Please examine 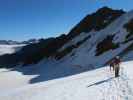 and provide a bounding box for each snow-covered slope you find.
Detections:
[0,45,25,56]
[56,10,133,68]
[0,61,133,100]
[0,68,37,94]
